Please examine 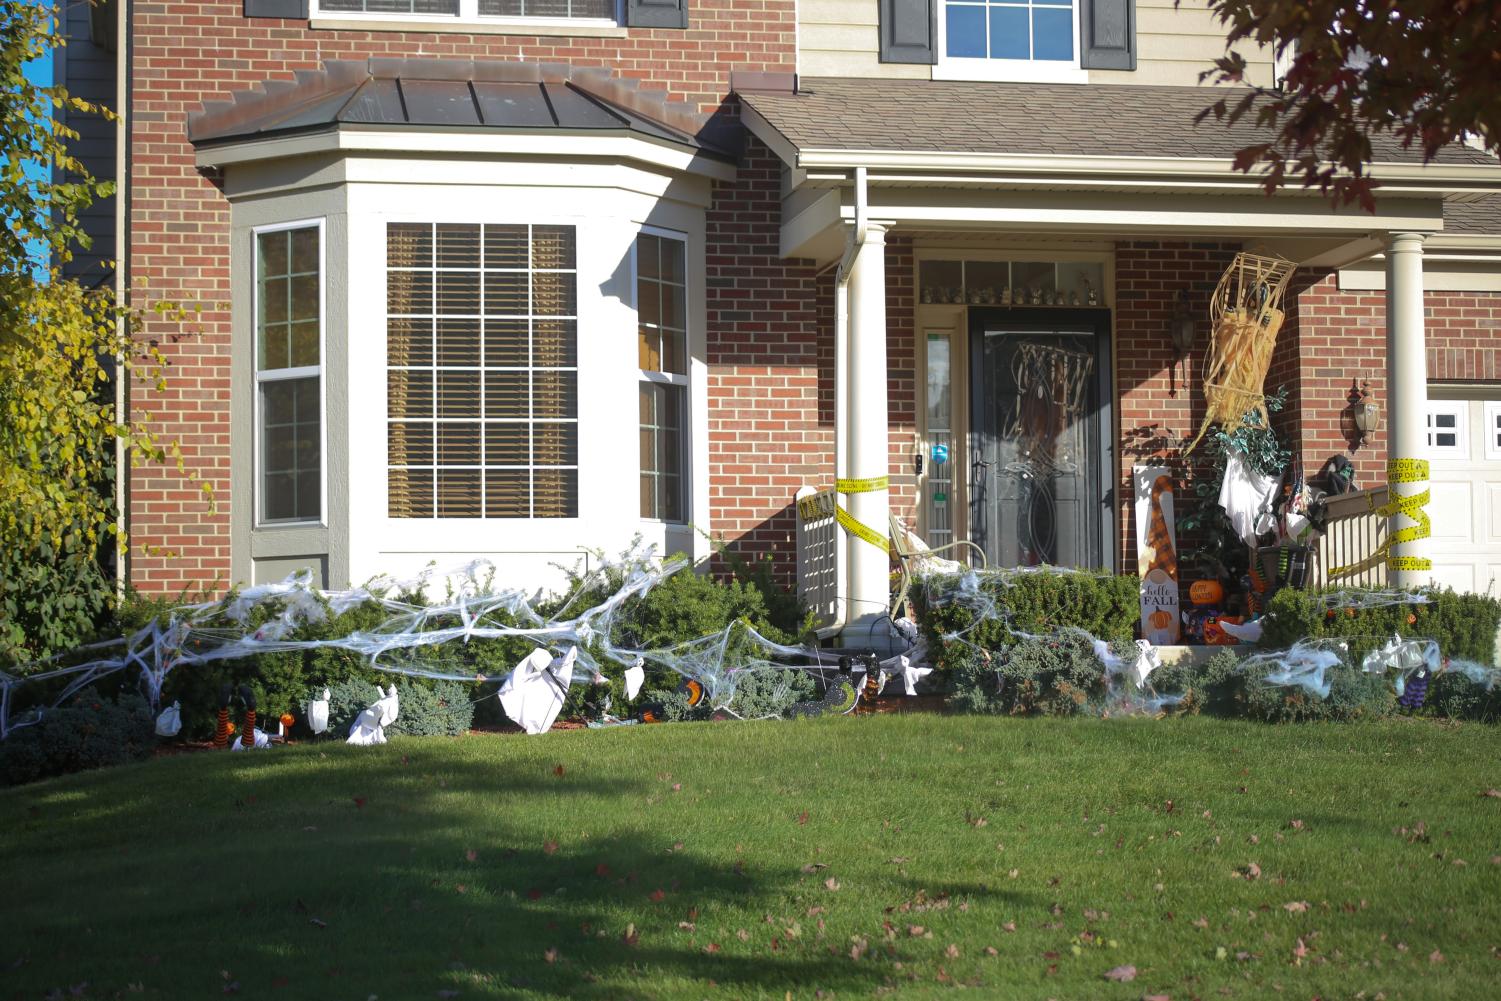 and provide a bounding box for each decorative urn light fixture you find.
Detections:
[1170,288,1197,356]
[1351,379,1381,445]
